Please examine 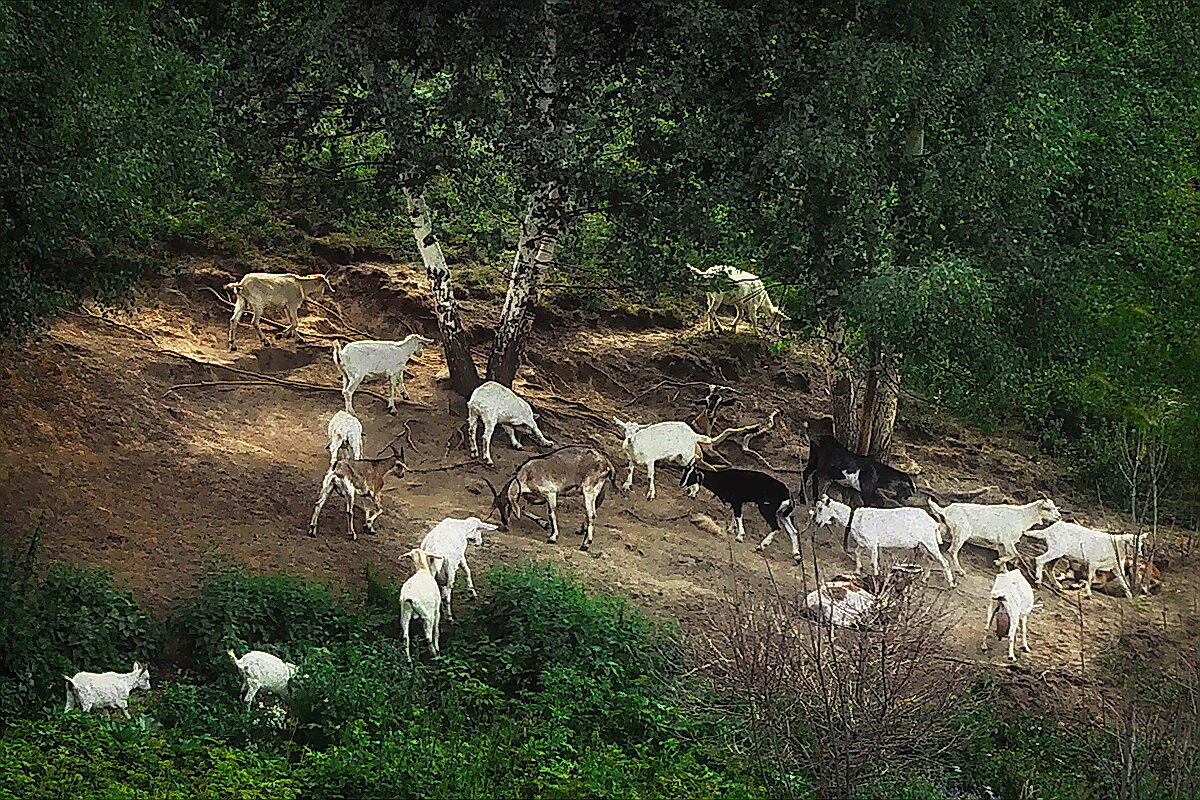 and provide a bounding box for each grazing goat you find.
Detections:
[64,663,150,718]
[802,433,917,506]
[980,569,1036,661]
[1027,521,1141,599]
[467,381,554,466]
[689,264,789,335]
[929,498,1061,575]
[228,649,297,708]
[333,336,435,414]
[420,516,497,621]
[613,418,712,501]
[812,495,956,588]
[487,446,615,551]
[308,445,406,540]
[225,272,332,350]
[399,548,444,663]
[679,464,801,560]
[326,410,364,466]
